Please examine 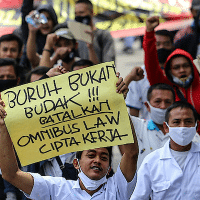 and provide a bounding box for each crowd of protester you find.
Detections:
[0,0,200,199]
